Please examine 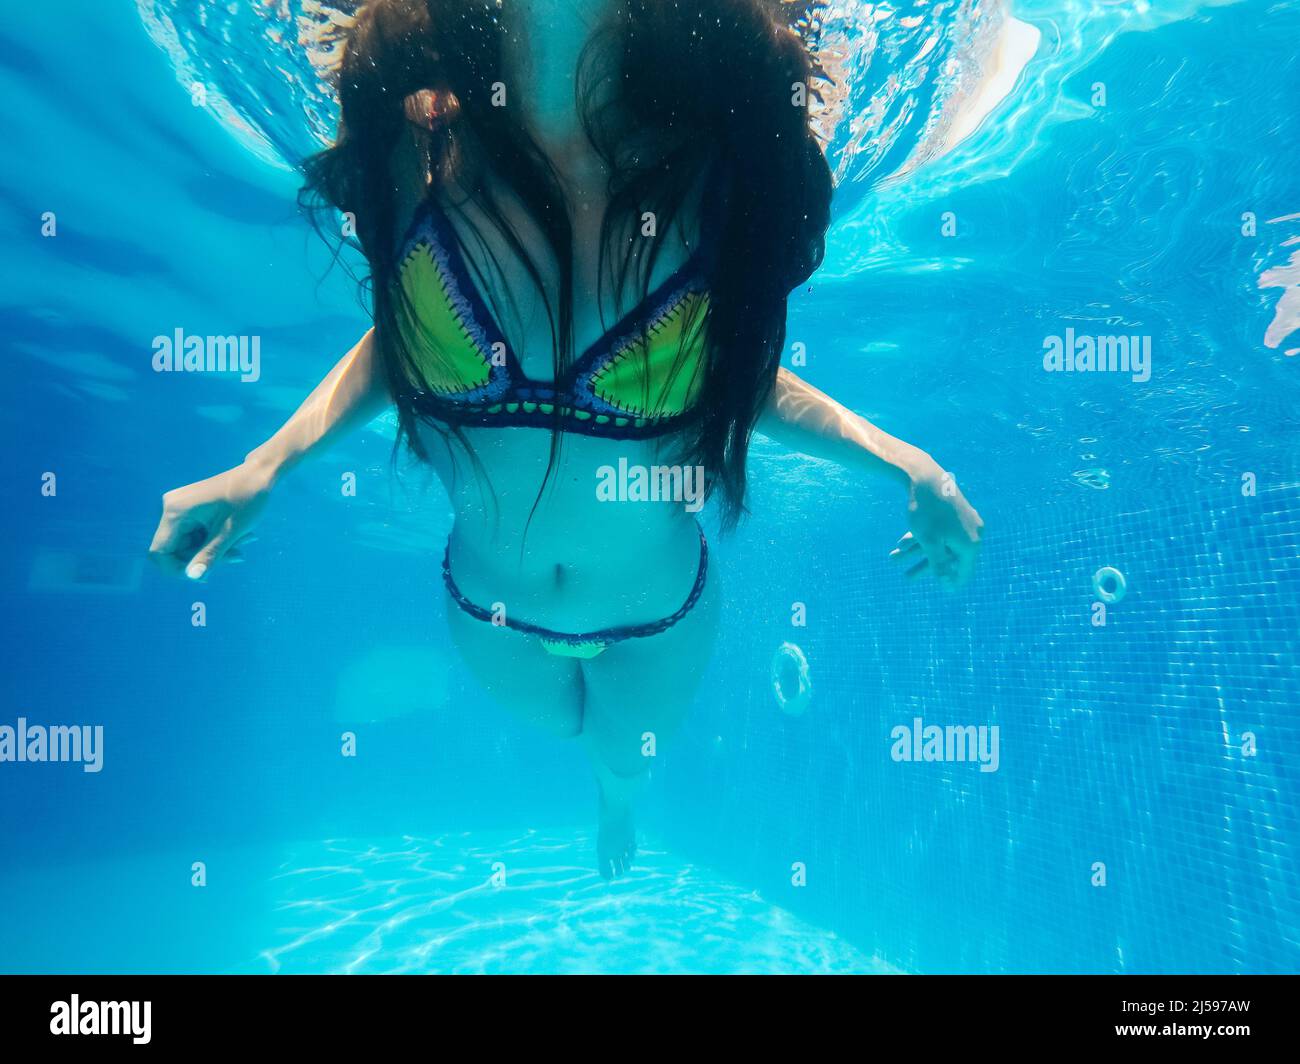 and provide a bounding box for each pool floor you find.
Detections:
[2,830,892,975]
